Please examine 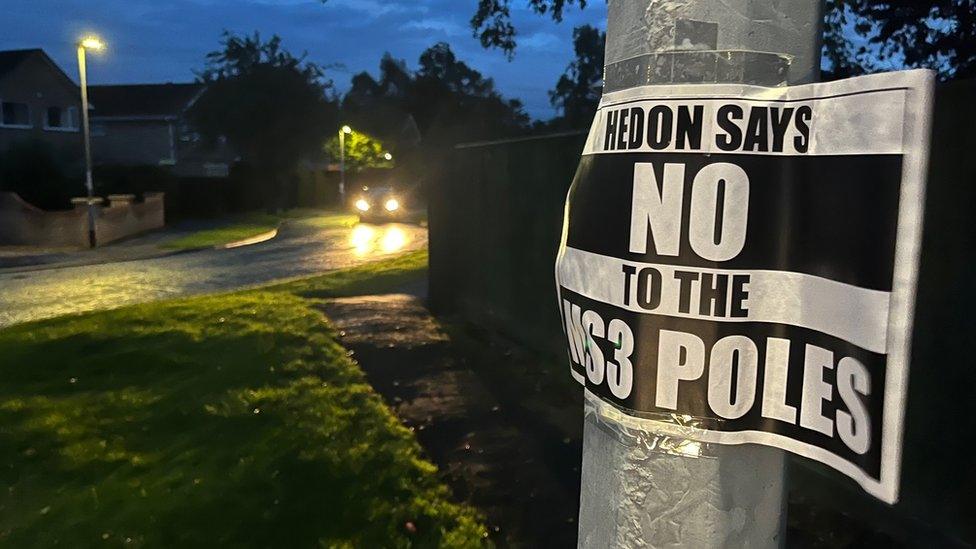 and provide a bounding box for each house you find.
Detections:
[0,49,82,162]
[89,83,234,178]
